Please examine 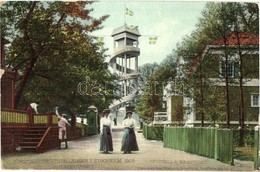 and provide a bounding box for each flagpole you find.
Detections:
[124,3,126,26]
